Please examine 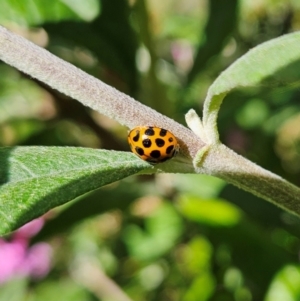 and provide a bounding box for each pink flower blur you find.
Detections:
[0,218,52,284]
